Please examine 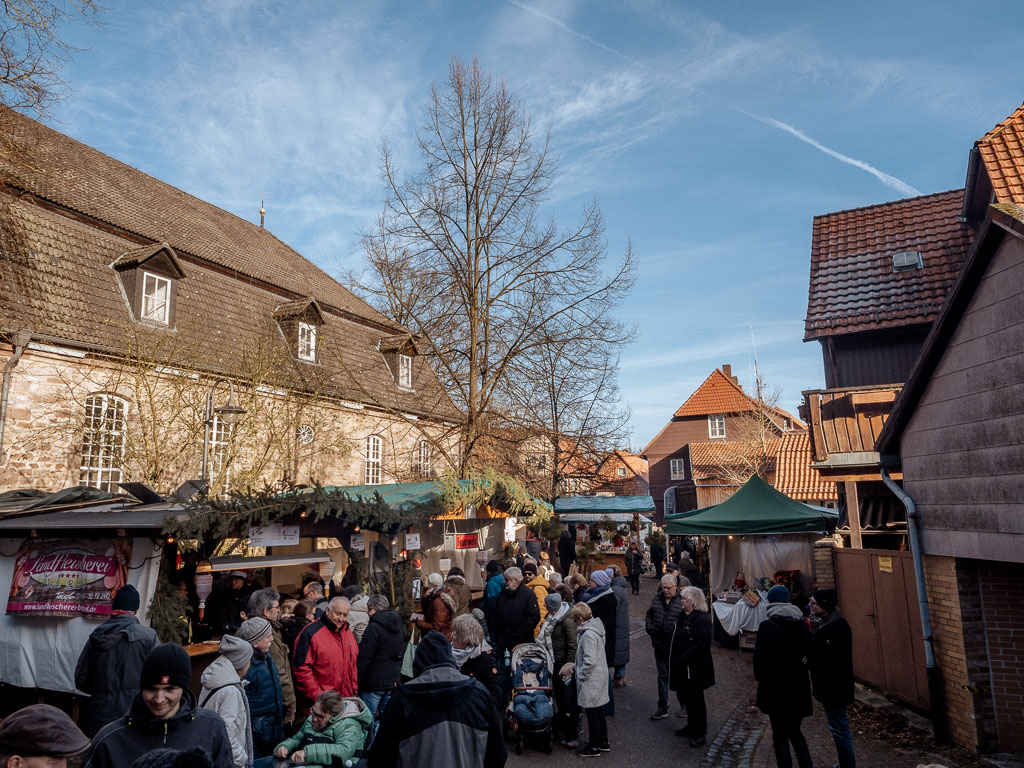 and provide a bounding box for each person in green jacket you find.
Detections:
[266,690,370,766]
